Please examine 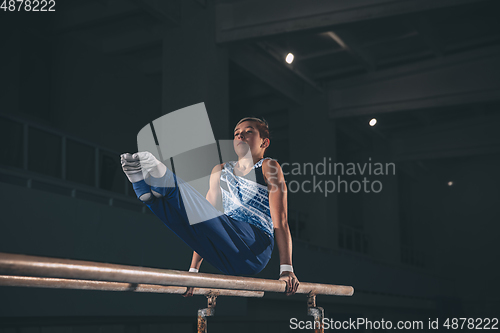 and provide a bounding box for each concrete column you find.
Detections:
[288,87,338,250]
[162,0,229,140]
